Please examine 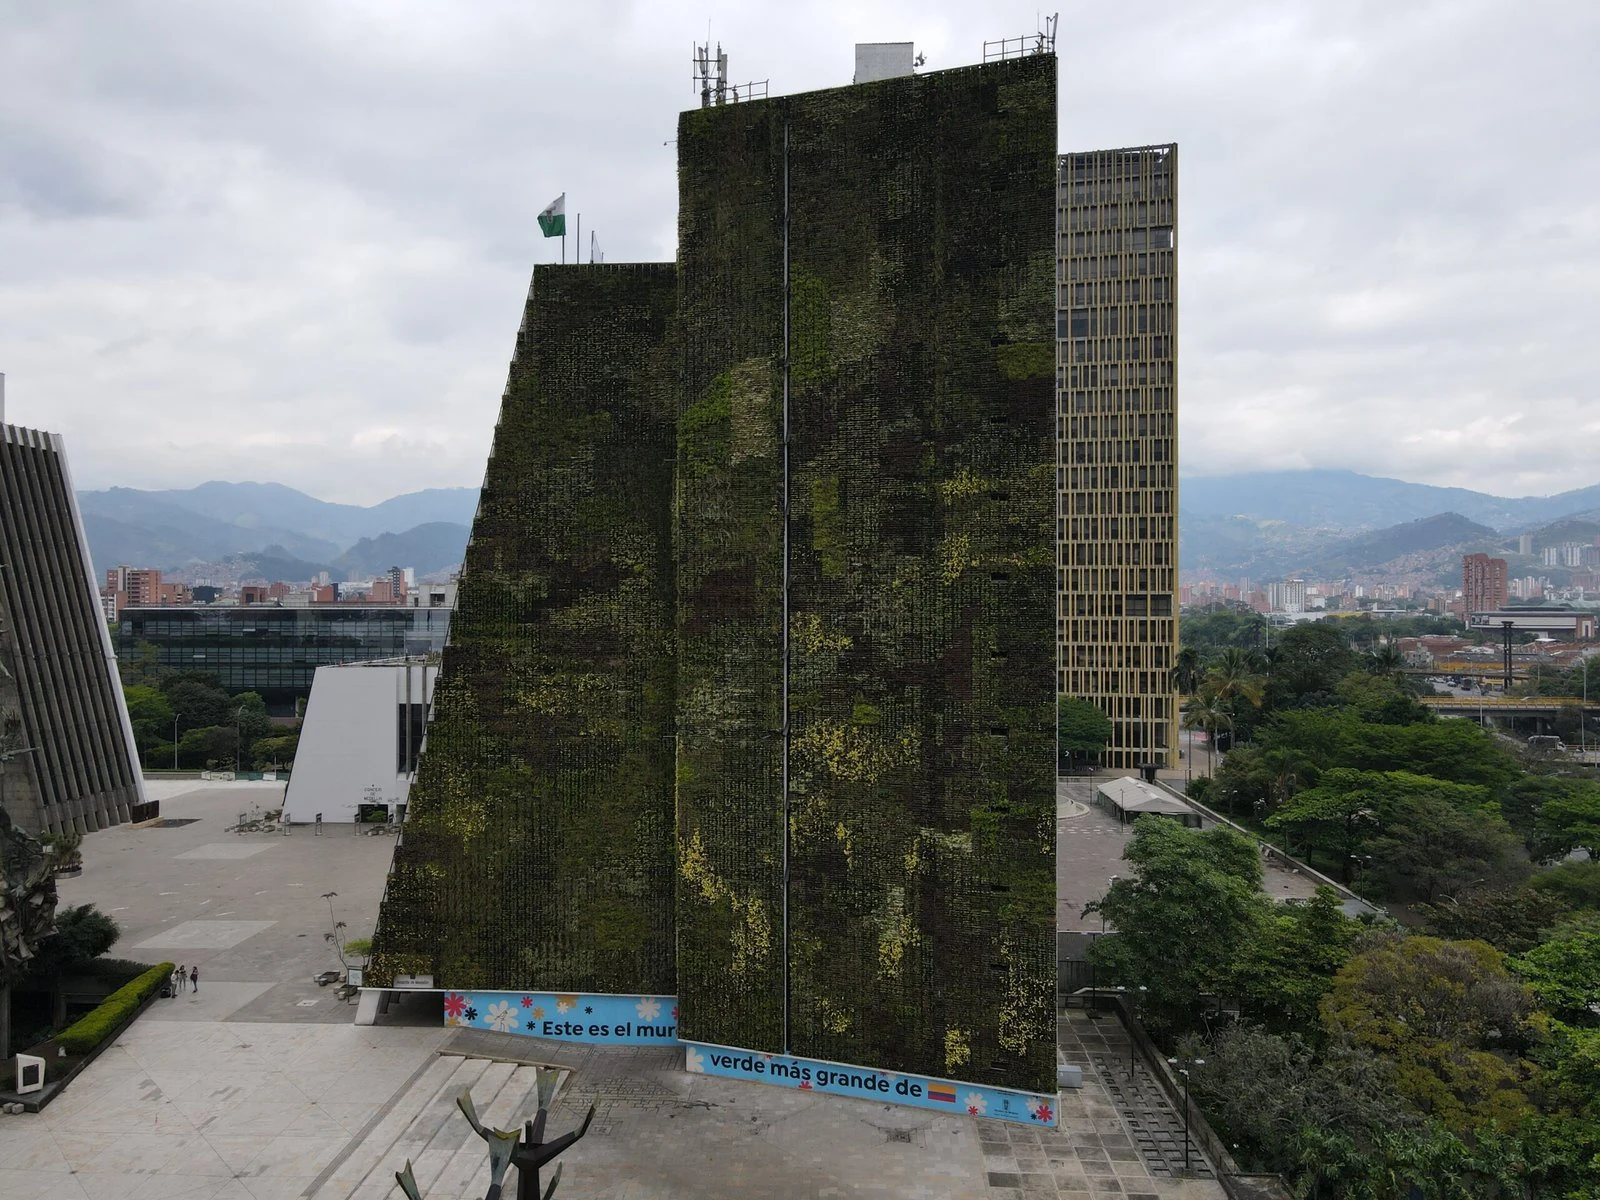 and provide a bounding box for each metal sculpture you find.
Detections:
[393,1066,595,1200]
